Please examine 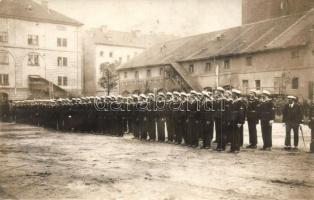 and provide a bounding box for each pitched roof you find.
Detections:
[87,27,176,49]
[0,0,82,26]
[118,9,314,70]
